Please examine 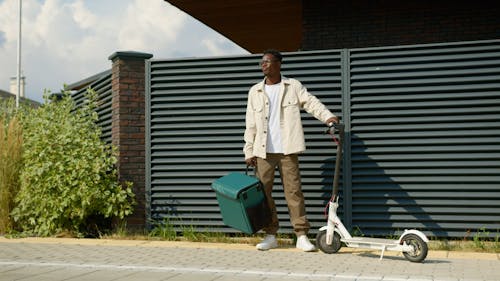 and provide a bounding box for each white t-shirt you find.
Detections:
[265,83,283,153]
